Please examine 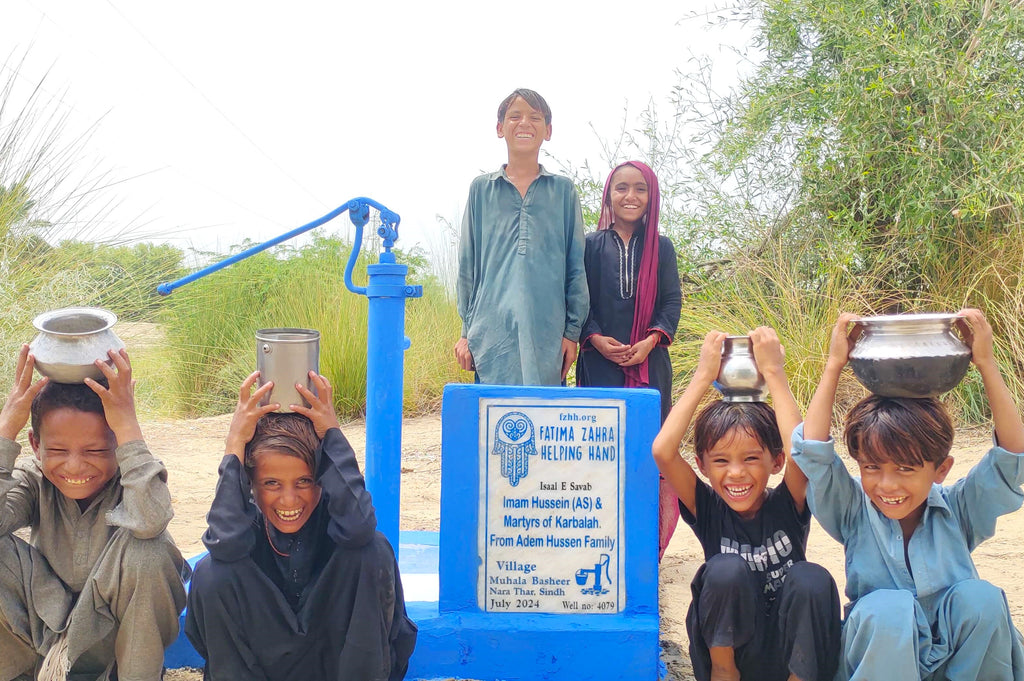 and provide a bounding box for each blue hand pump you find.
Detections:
[158,198,422,554]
